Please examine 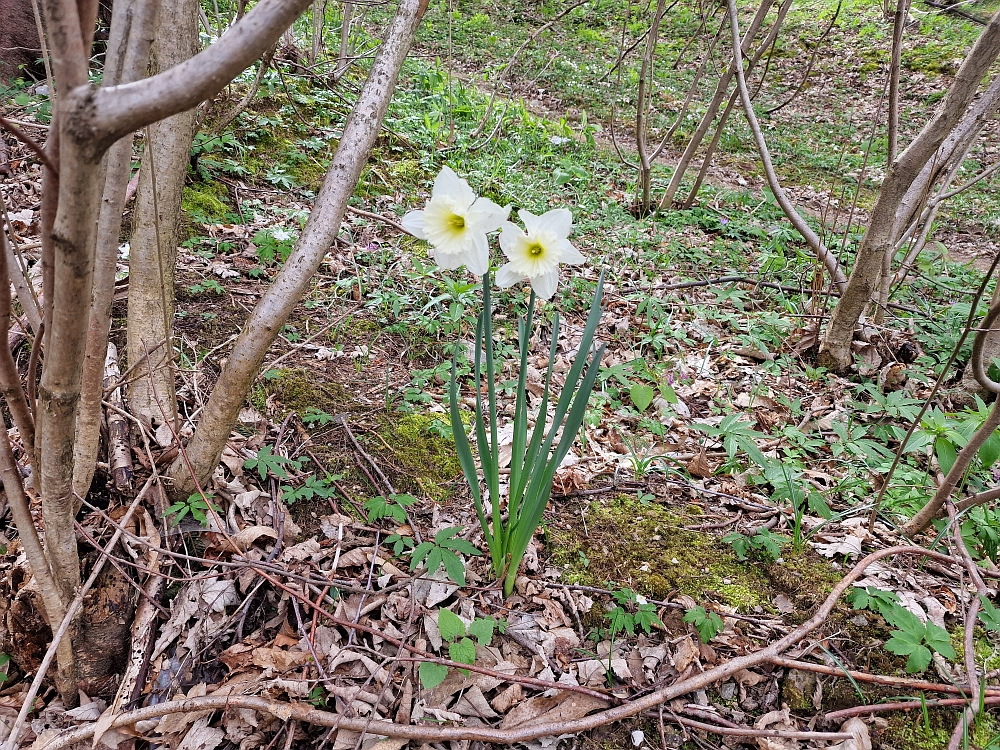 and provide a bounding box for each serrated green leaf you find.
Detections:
[885,606,925,639]
[924,623,956,659]
[905,645,932,673]
[437,609,466,642]
[410,542,434,569]
[440,549,467,585]
[448,637,476,666]
[468,617,496,646]
[884,634,920,656]
[418,662,448,689]
[629,383,655,412]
